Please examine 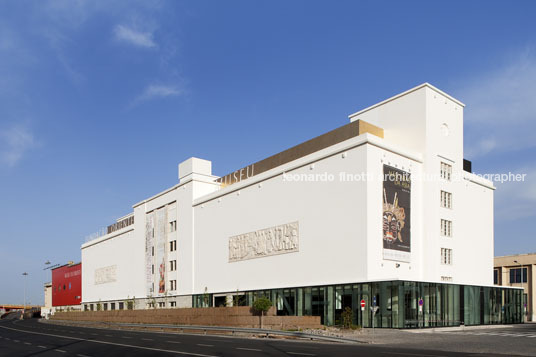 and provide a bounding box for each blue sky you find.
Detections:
[1,0,535,305]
